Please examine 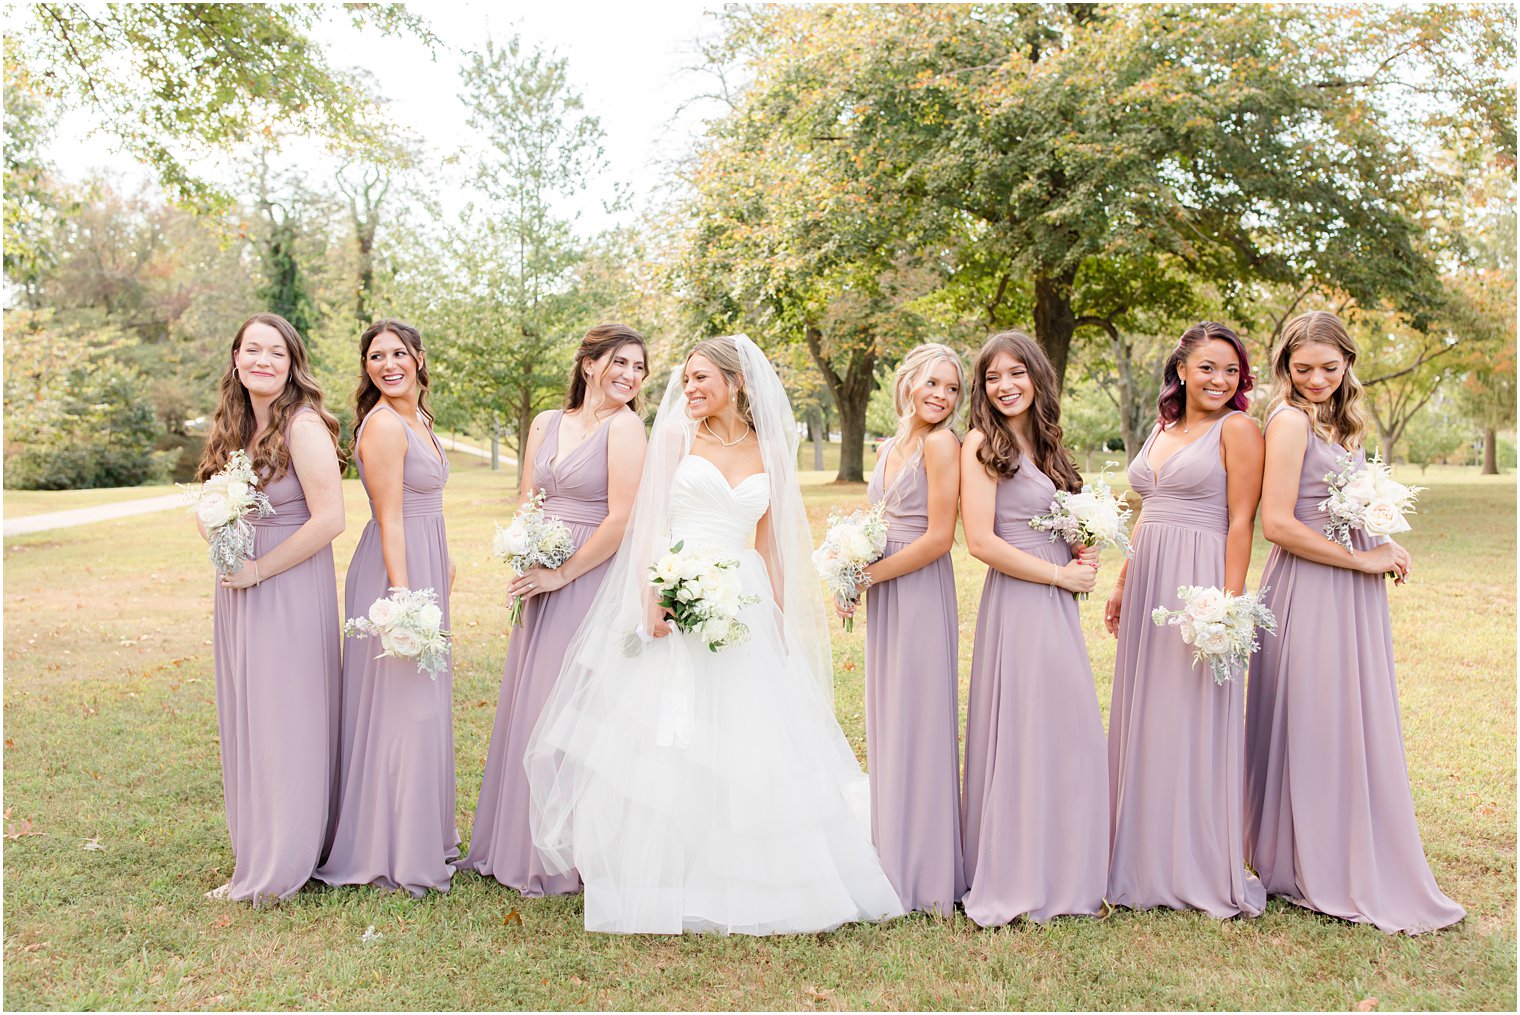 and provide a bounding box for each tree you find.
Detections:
[254,157,320,341]
[13,4,435,213]
[1402,394,1471,474]
[2,37,73,306]
[336,162,393,330]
